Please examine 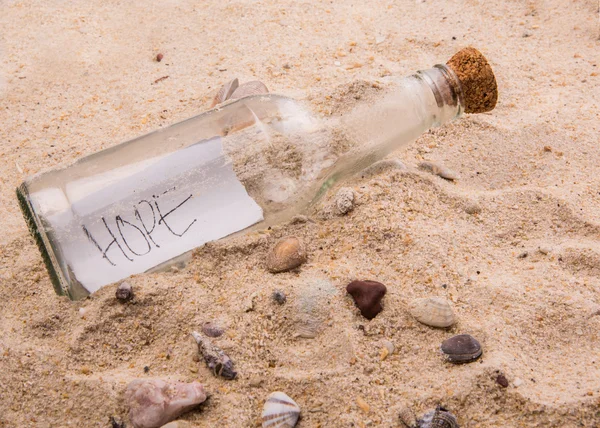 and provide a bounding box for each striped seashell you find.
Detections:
[210,78,239,107]
[261,391,300,428]
[409,297,456,328]
[230,80,269,100]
